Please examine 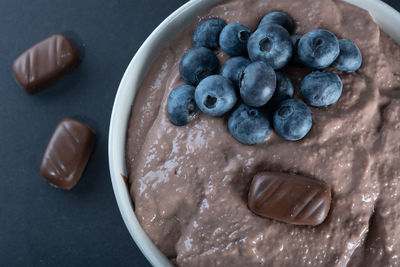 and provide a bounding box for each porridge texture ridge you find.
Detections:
[125,0,400,266]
